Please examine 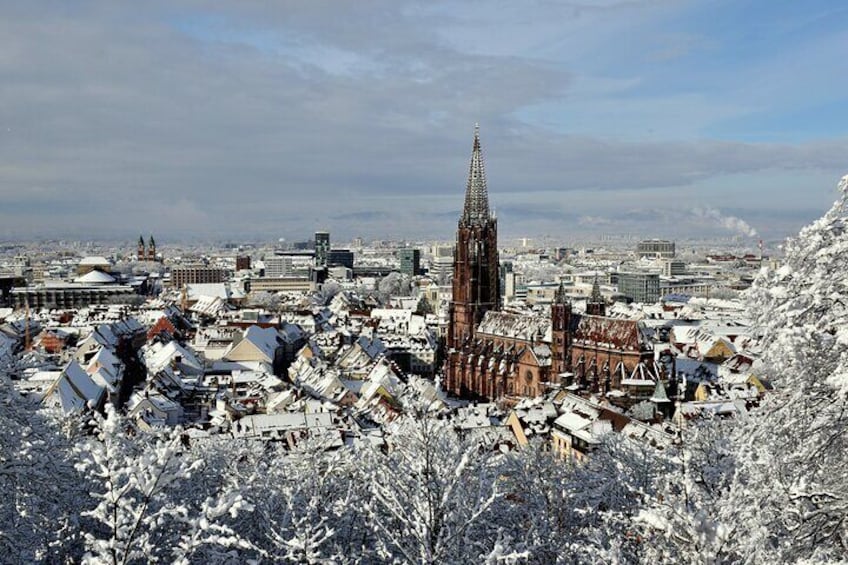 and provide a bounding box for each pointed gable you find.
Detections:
[224,325,280,364]
[52,361,105,414]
